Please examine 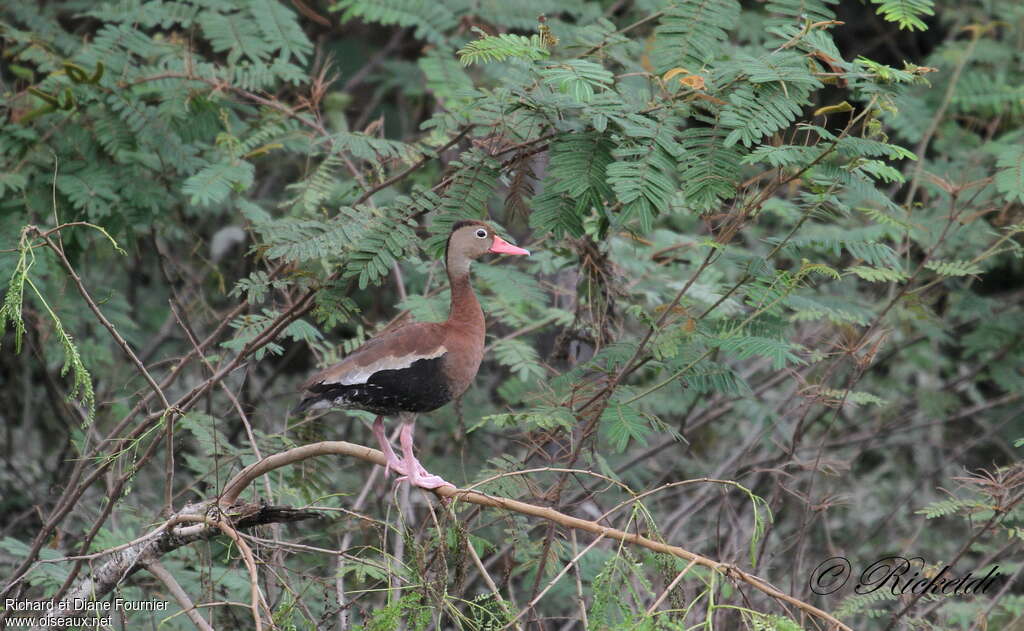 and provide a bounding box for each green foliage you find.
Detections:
[679,125,744,211]
[745,612,804,631]
[870,0,935,31]
[924,259,984,277]
[464,593,515,630]
[531,132,615,236]
[457,29,550,66]
[331,0,457,45]
[199,10,274,64]
[355,592,431,631]
[847,265,908,282]
[715,333,806,370]
[221,310,322,359]
[720,52,823,147]
[0,239,29,354]
[250,0,314,63]
[606,114,684,231]
[491,338,544,380]
[917,498,987,519]
[183,159,255,207]
[993,144,1024,203]
[342,210,419,289]
[39,291,96,419]
[652,0,741,74]
[480,405,576,433]
[817,388,887,406]
[955,73,1024,118]
[588,551,653,628]
[540,60,613,103]
[0,227,121,418]
[601,402,658,452]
